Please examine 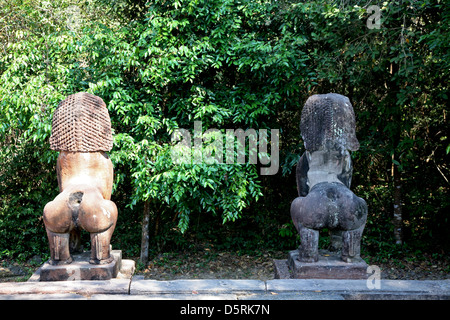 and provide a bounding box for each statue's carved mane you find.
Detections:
[50,92,113,152]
